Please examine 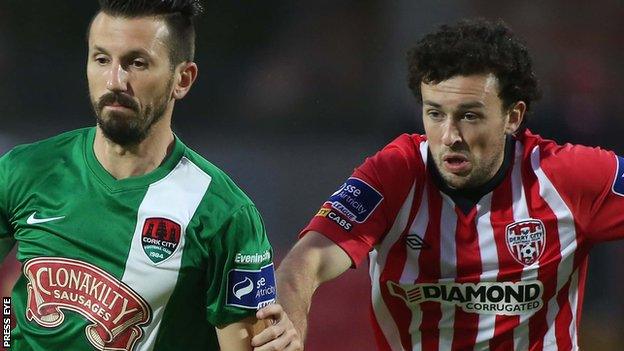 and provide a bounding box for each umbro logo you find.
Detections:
[406,233,429,250]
